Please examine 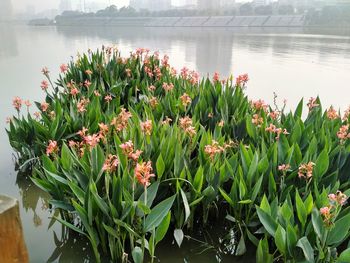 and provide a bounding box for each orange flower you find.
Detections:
[179,116,196,137]
[252,114,263,127]
[46,140,58,156]
[149,96,159,109]
[77,97,89,113]
[135,161,155,187]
